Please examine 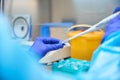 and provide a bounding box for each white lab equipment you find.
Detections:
[11,14,32,40]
